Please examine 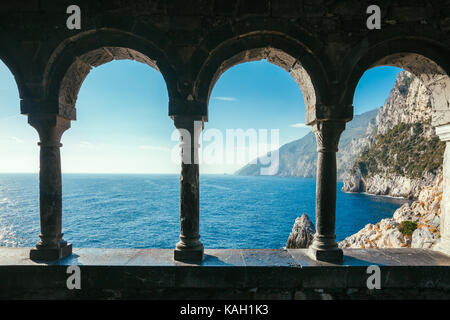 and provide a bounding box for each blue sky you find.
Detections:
[0,59,402,173]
